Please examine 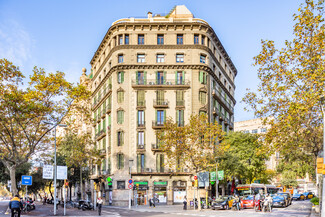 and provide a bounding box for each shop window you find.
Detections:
[117,180,125,189]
